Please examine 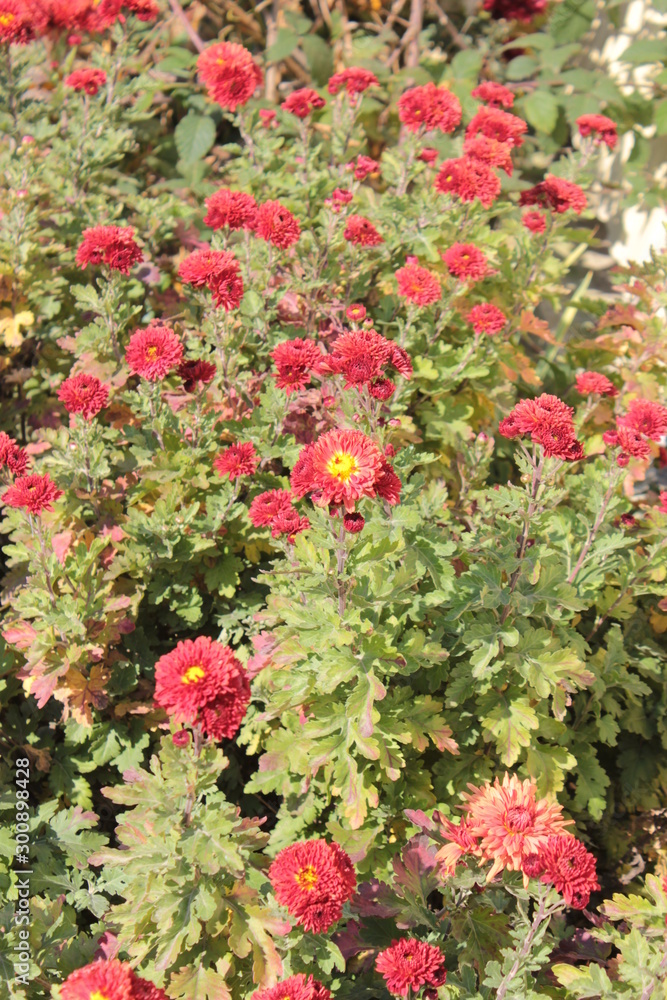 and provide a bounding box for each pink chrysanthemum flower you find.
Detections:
[467,303,507,335]
[197,41,262,110]
[178,248,244,311]
[65,67,107,95]
[252,974,331,1000]
[203,189,258,231]
[463,134,514,176]
[344,215,383,246]
[520,175,587,215]
[327,67,378,100]
[268,839,356,933]
[529,834,600,909]
[418,147,439,164]
[125,324,183,381]
[248,489,294,527]
[346,303,366,323]
[177,359,217,392]
[396,263,441,306]
[255,200,301,249]
[522,210,547,233]
[153,636,250,741]
[577,113,617,150]
[575,371,618,397]
[271,338,323,394]
[0,433,29,476]
[434,157,501,209]
[58,373,109,419]
[462,773,572,882]
[259,108,277,128]
[375,939,447,998]
[281,87,325,118]
[214,441,259,481]
[330,327,392,369]
[603,426,651,465]
[398,82,462,134]
[60,959,168,1000]
[472,81,515,108]
[2,473,63,515]
[441,243,488,282]
[75,225,143,274]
